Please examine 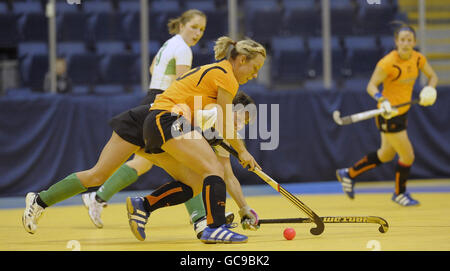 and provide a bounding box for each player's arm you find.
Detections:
[367,66,395,118]
[420,62,438,88]
[419,62,438,106]
[366,66,387,99]
[176,65,191,78]
[216,87,260,170]
[149,56,156,75]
